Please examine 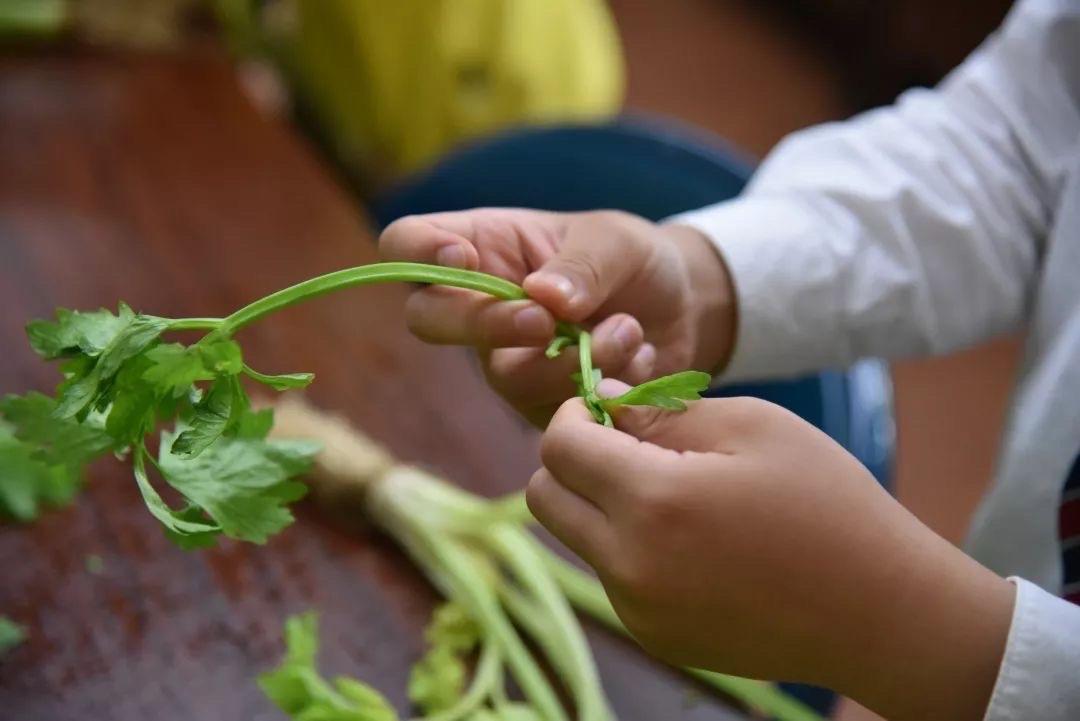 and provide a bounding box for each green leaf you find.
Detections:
[600,371,711,412]
[0,394,113,519]
[235,408,275,438]
[0,422,79,521]
[333,678,398,721]
[104,353,164,445]
[54,312,171,418]
[243,365,315,391]
[132,448,221,541]
[142,343,211,392]
[409,603,479,715]
[171,379,235,457]
[156,429,316,544]
[259,612,400,721]
[425,603,479,653]
[0,392,114,469]
[0,616,26,654]
[197,337,244,376]
[409,648,466,715]
[26,304,134,359]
